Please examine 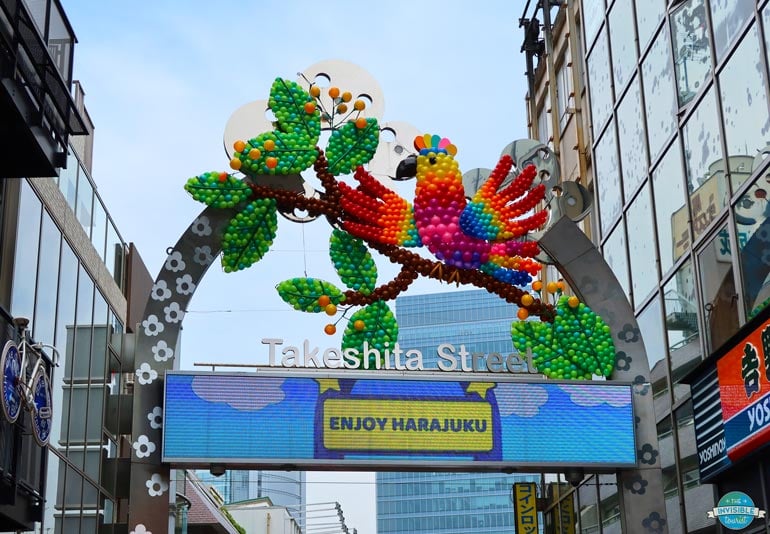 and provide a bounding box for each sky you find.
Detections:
[62,1,532,531]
